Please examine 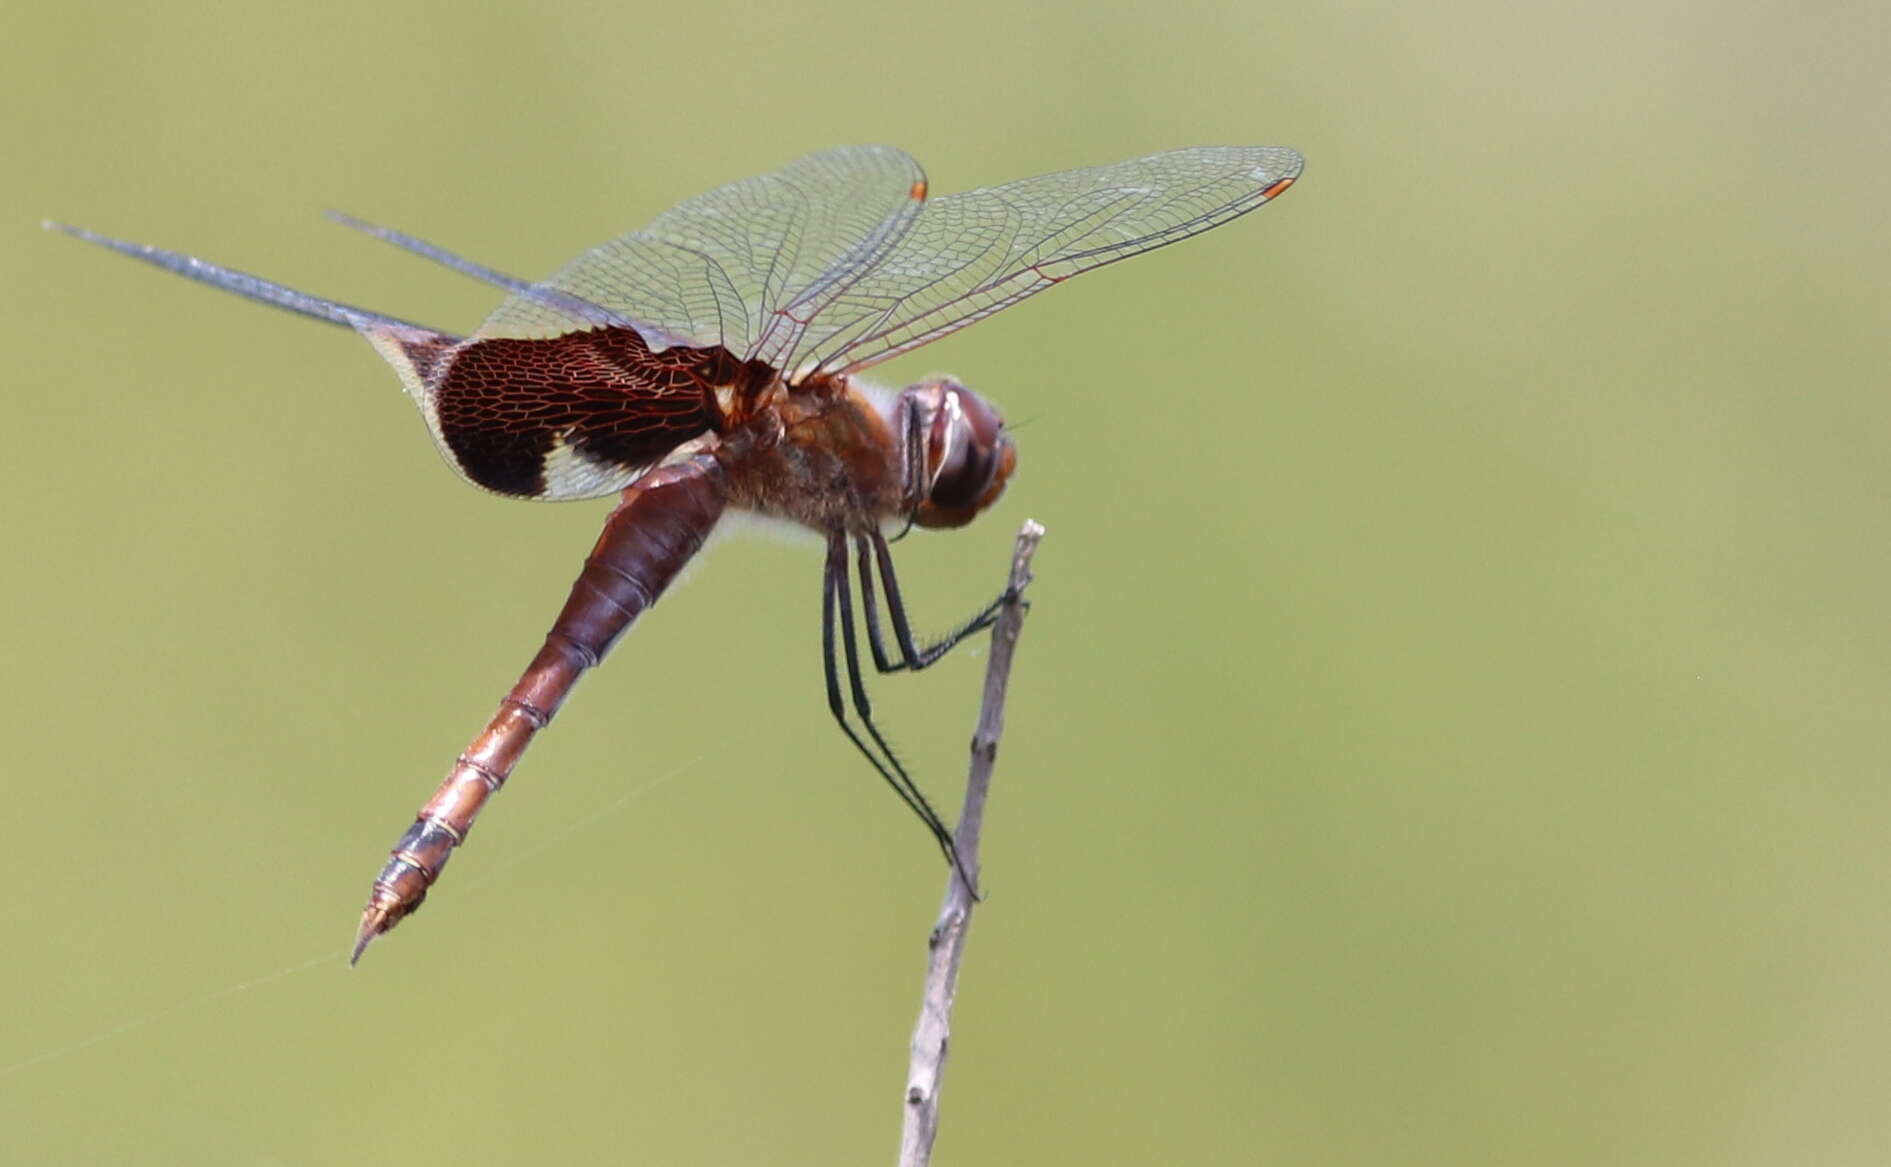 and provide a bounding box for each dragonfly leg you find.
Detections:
[854,534,903,673]
[824,534,980,896]
[856,531,1016,675]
